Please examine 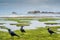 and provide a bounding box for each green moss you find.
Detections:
[1,17,60,40]
[39,18,60,22]
[0,26,60,40]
